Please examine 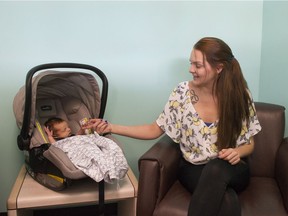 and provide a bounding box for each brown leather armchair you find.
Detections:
[137,102,288,216]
